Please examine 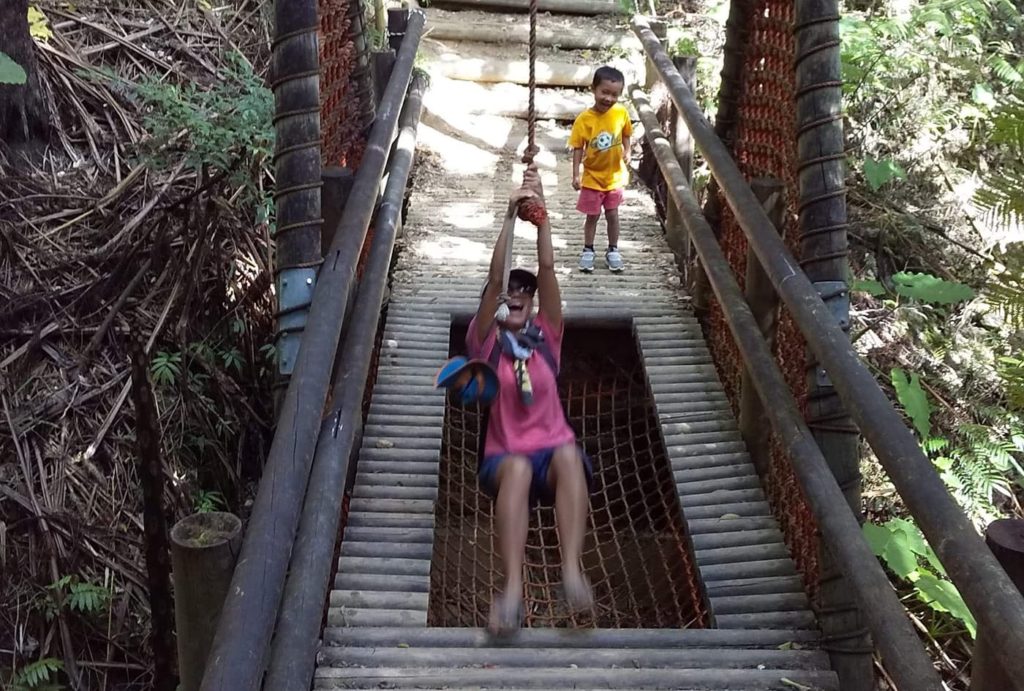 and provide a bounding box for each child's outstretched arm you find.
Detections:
[622,133,631,163]
[571,148,584,191]
[473,202,515,344]
[519,166,562,331]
